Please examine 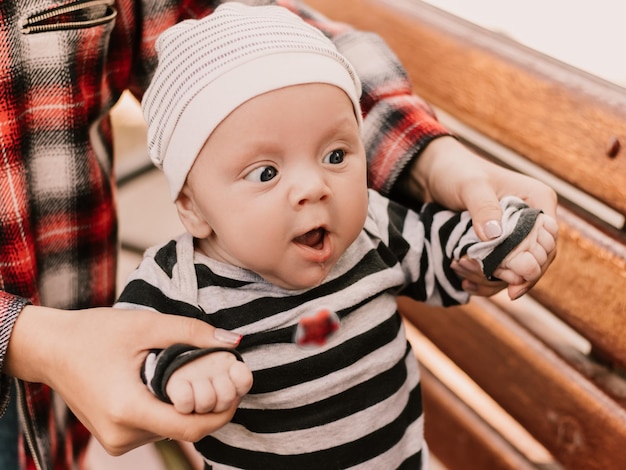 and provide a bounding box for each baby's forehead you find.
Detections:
[197,83,359,151]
